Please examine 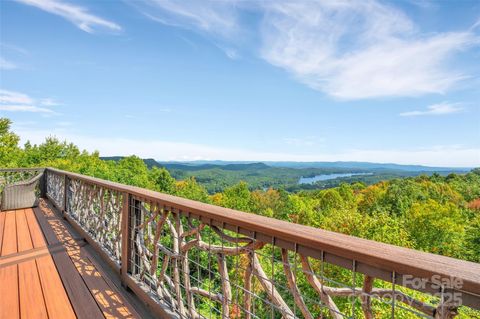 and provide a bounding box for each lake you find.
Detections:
[298,173,372,184]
